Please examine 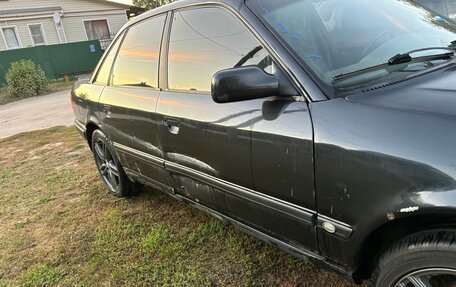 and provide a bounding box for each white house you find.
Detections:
[414,0,456,19]
[0,0,134,51]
